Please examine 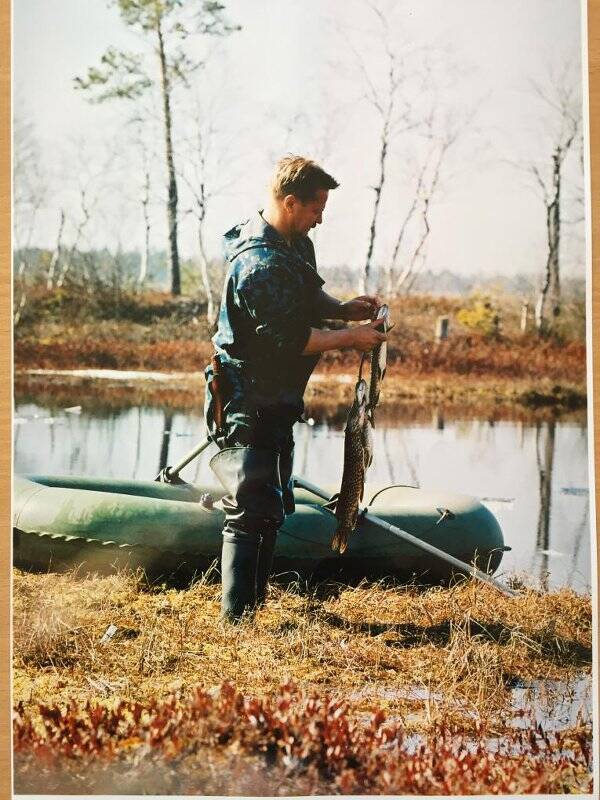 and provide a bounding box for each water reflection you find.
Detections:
[13,400,591,592]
